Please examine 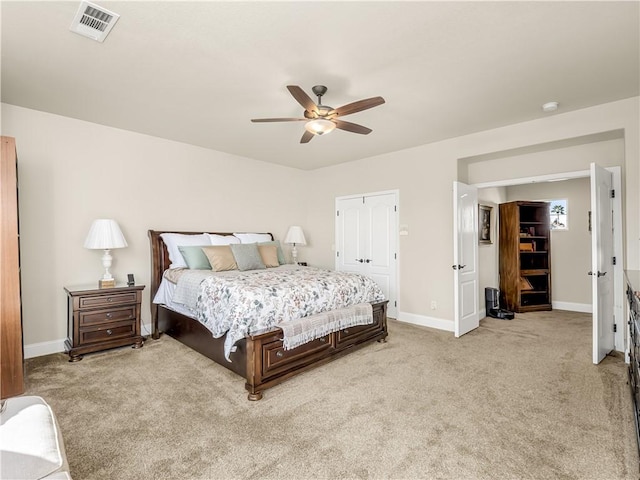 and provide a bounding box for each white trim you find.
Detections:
[140,322,153,338]
[473,170,589,189]
[24,322,153,358]
[552,301,592,313]
[335,189,400,201]
[609,166,624,353]
[397,311,454,332]
[24,339,66,359]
